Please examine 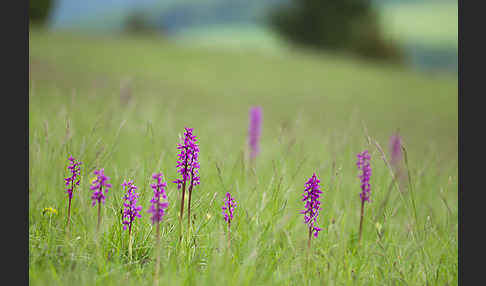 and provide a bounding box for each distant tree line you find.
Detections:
[30,0,54,25]
[268,0,404,62]
[123,10,160,35]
